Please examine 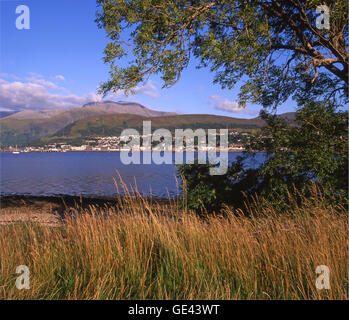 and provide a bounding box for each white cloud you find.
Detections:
[87,91,103,103]
[0,73,58,90]
[0,73,160,111]
[0,79,100,110]
[27,72,42,79]
[109,80,160,99]
[209,95,256,115]
[209,95,244,112]
[0,73,21,81]
[55,75,65,81]
[24,77,58,90]
[133,80,160,98]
